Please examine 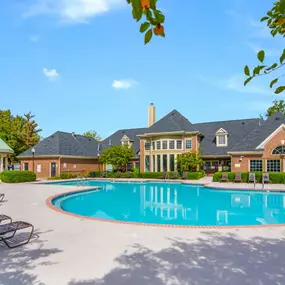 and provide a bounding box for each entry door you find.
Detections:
[51,163,57,177]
